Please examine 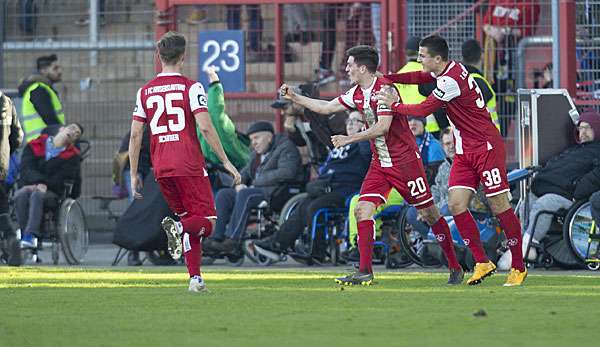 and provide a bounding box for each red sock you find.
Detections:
[431,217,461,270]
[183,233,202,277]
[496,208,525,271]
[453,210,488,263]
[357,219,375,273]
[182,216,213,237]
